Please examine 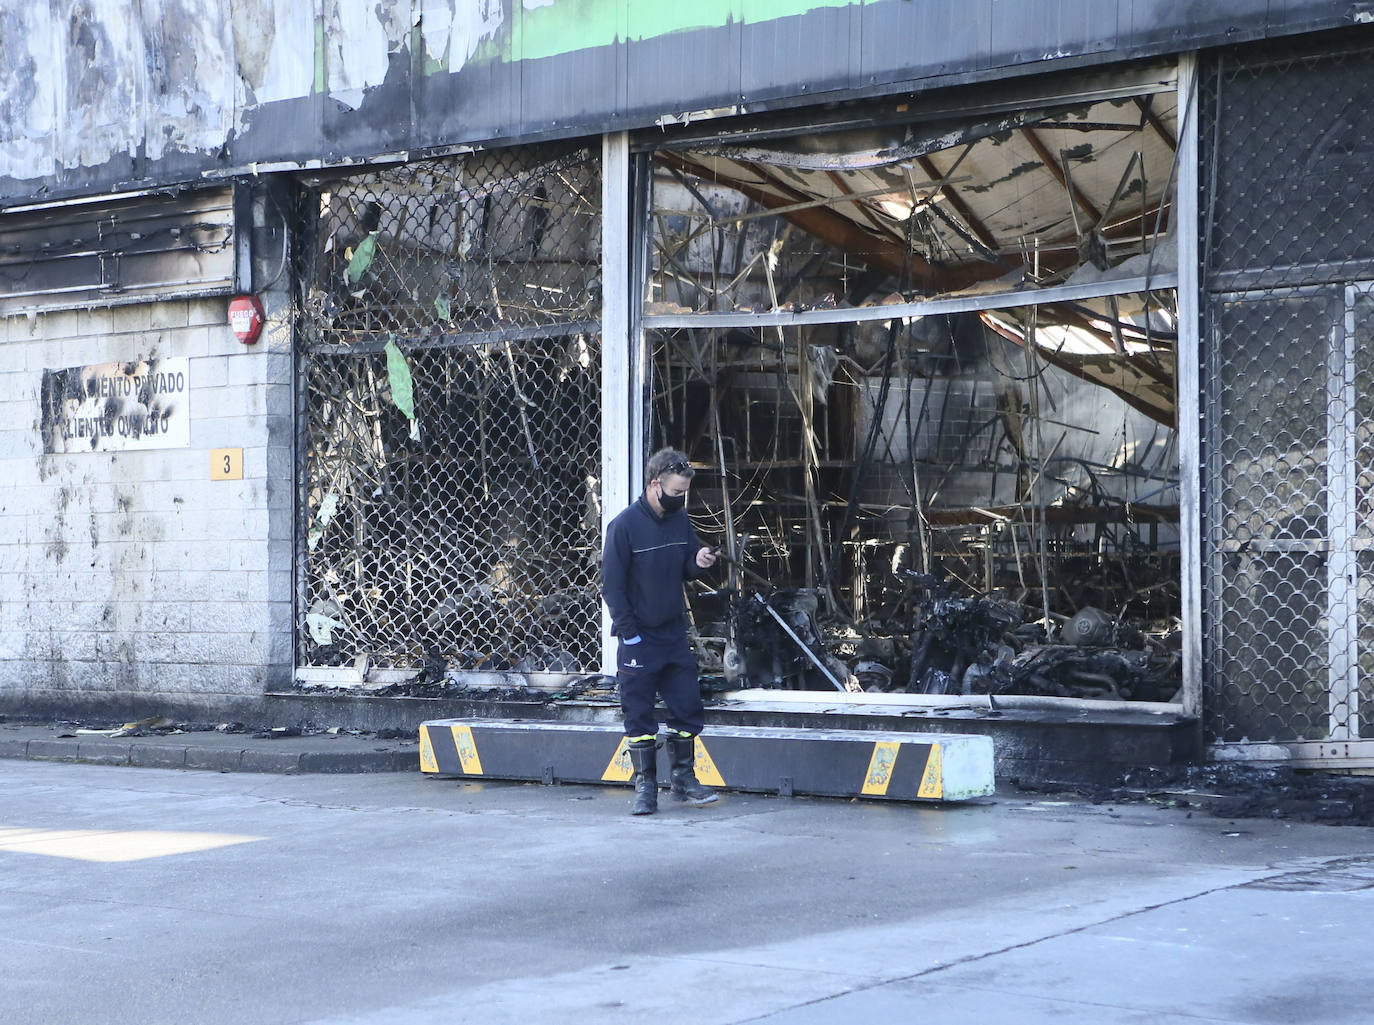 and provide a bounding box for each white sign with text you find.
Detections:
[42,357,190,453]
